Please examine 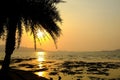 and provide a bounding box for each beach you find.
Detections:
[0,51,120,80]
[0,69,48,80]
